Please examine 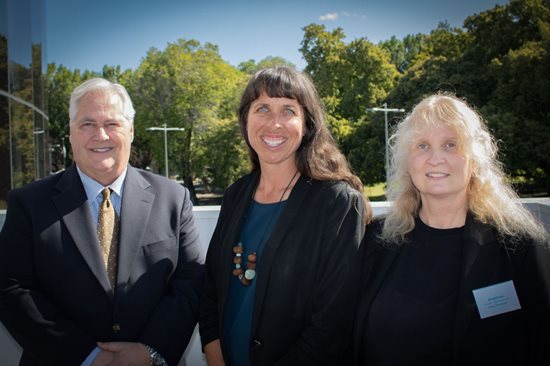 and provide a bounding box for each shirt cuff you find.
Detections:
[81,346,101,366]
